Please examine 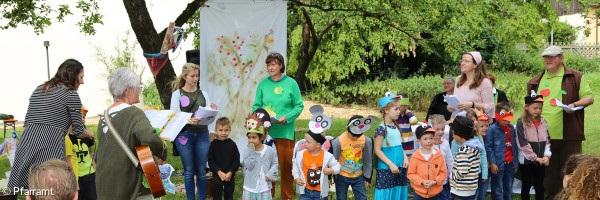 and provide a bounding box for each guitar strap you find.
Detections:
[103,109,141,169]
